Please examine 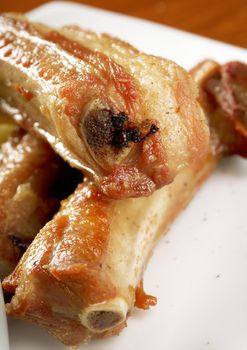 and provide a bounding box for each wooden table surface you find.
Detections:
[1,0,247,49]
